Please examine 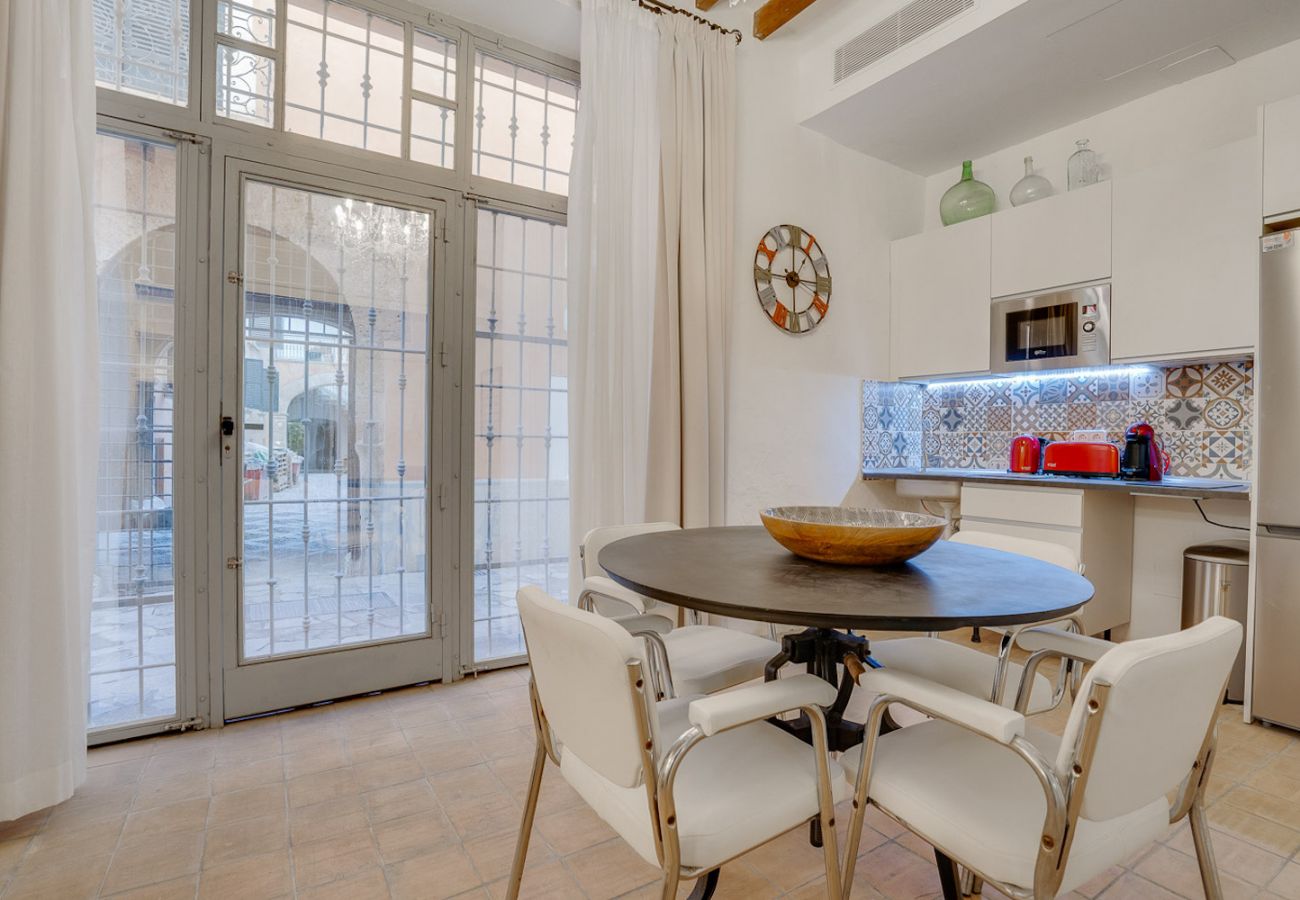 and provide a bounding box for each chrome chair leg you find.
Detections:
[505,737,547,900]
[959,868,983,896]
[1190,799,1224,900]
